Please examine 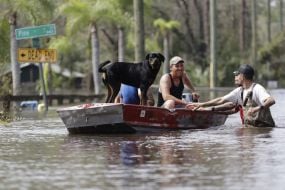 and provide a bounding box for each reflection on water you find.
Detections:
[0,89,285,190]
